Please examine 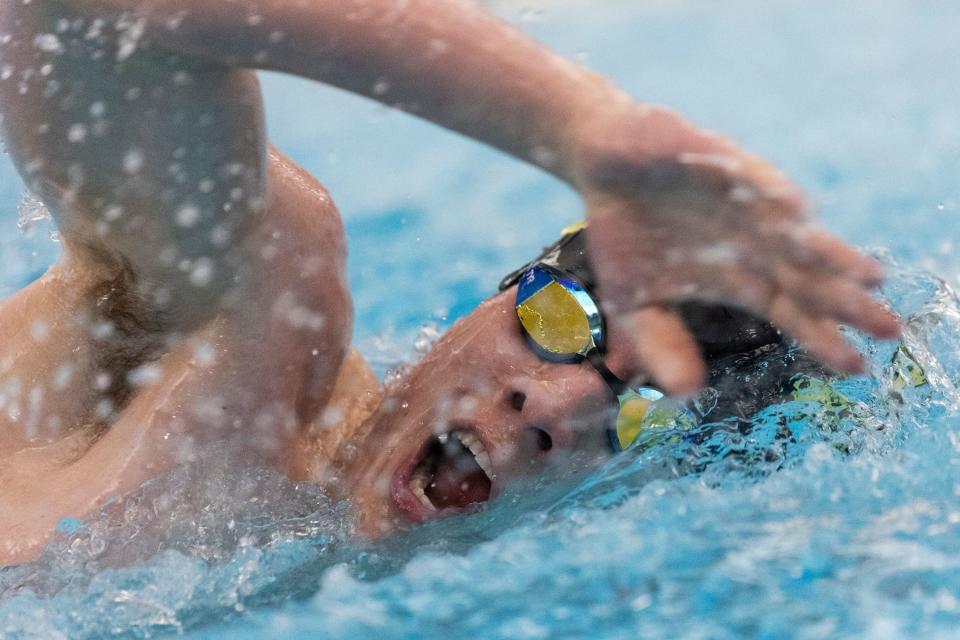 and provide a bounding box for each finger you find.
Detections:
[768,296,866,375]
[618,306,707,397]
[687,262,774,316]
[780,227,886,287]
[739,153,810,215]
[775,264,902,338]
